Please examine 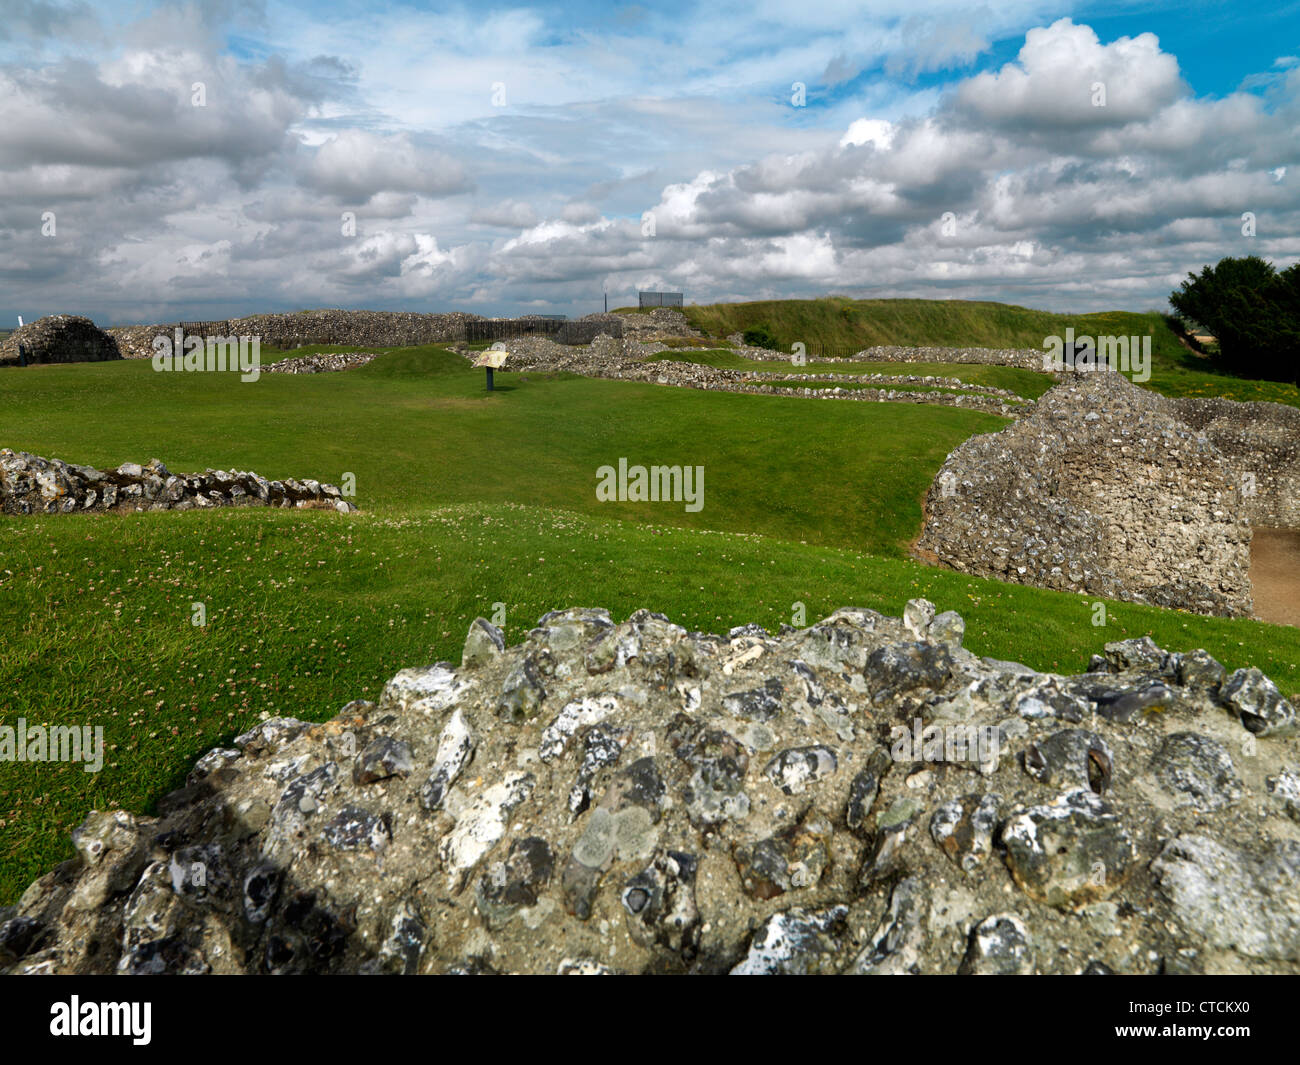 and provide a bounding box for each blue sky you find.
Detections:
[1,0,1297,323]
